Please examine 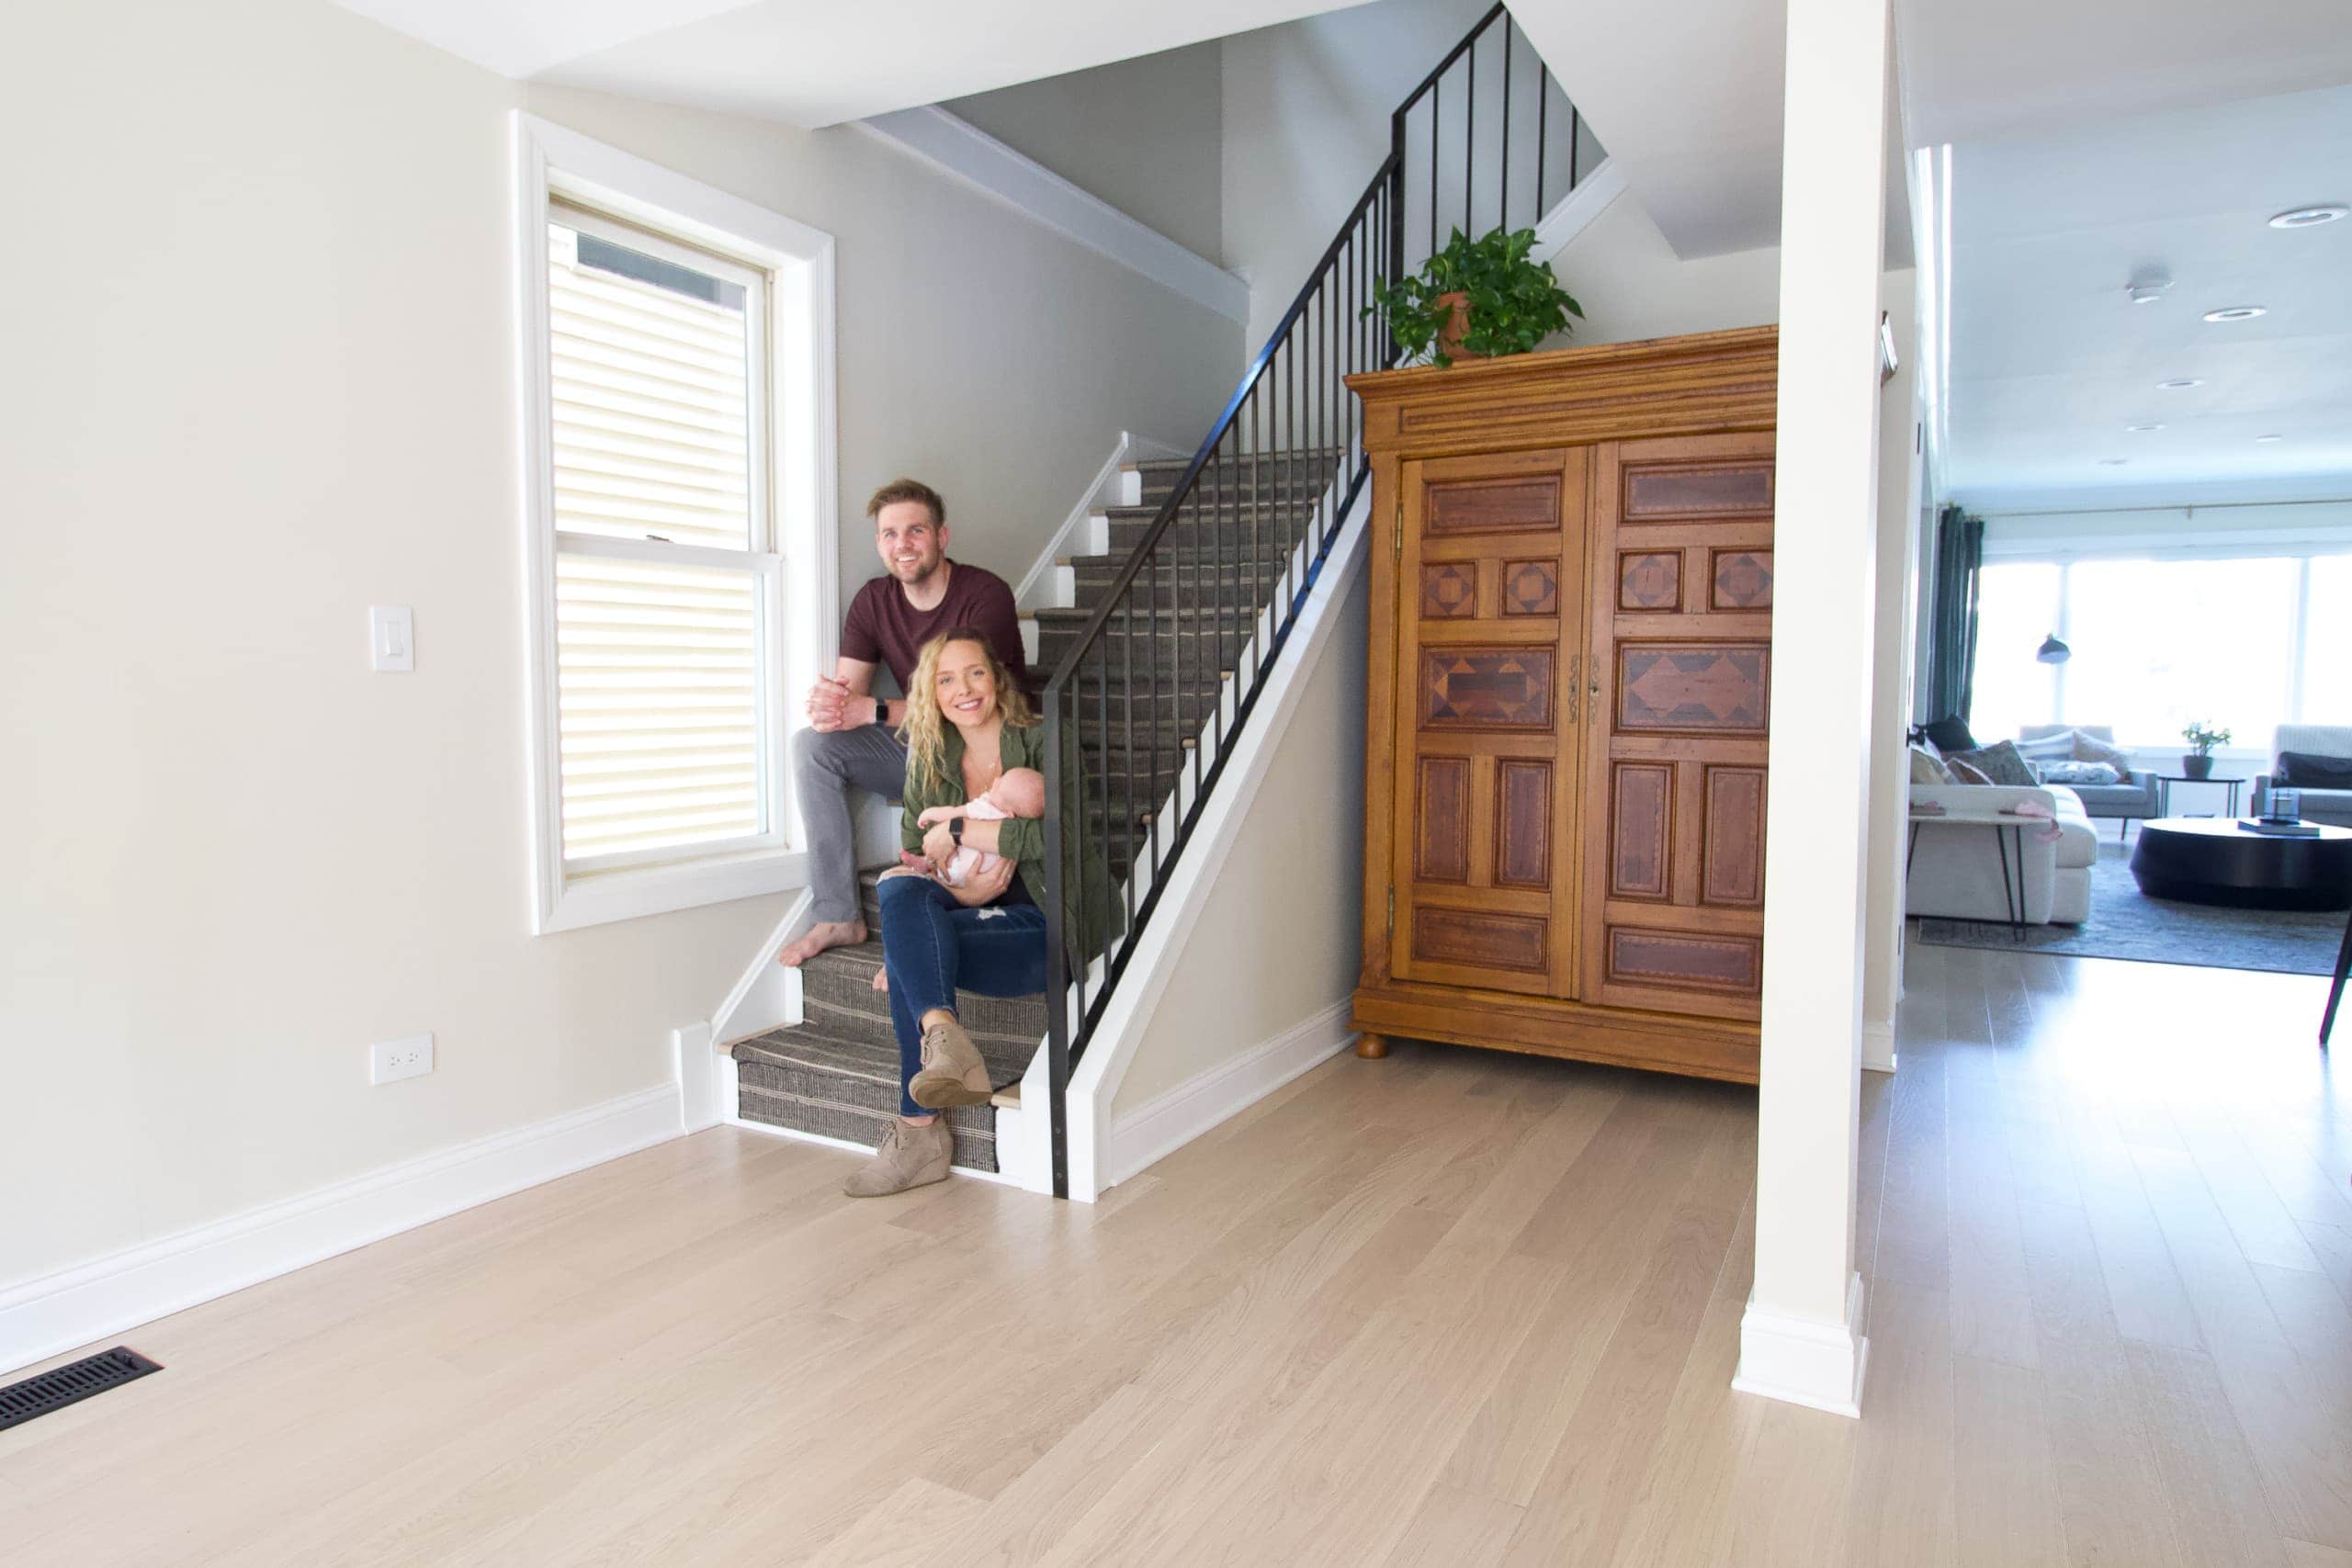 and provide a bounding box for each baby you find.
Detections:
[905,767,1046,887]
